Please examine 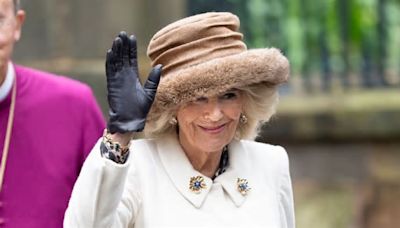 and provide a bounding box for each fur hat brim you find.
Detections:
[153,47,289,110]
